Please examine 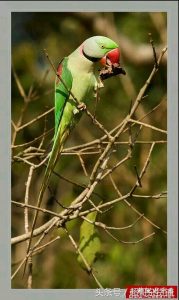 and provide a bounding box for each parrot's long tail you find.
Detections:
[24,129,69,274]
